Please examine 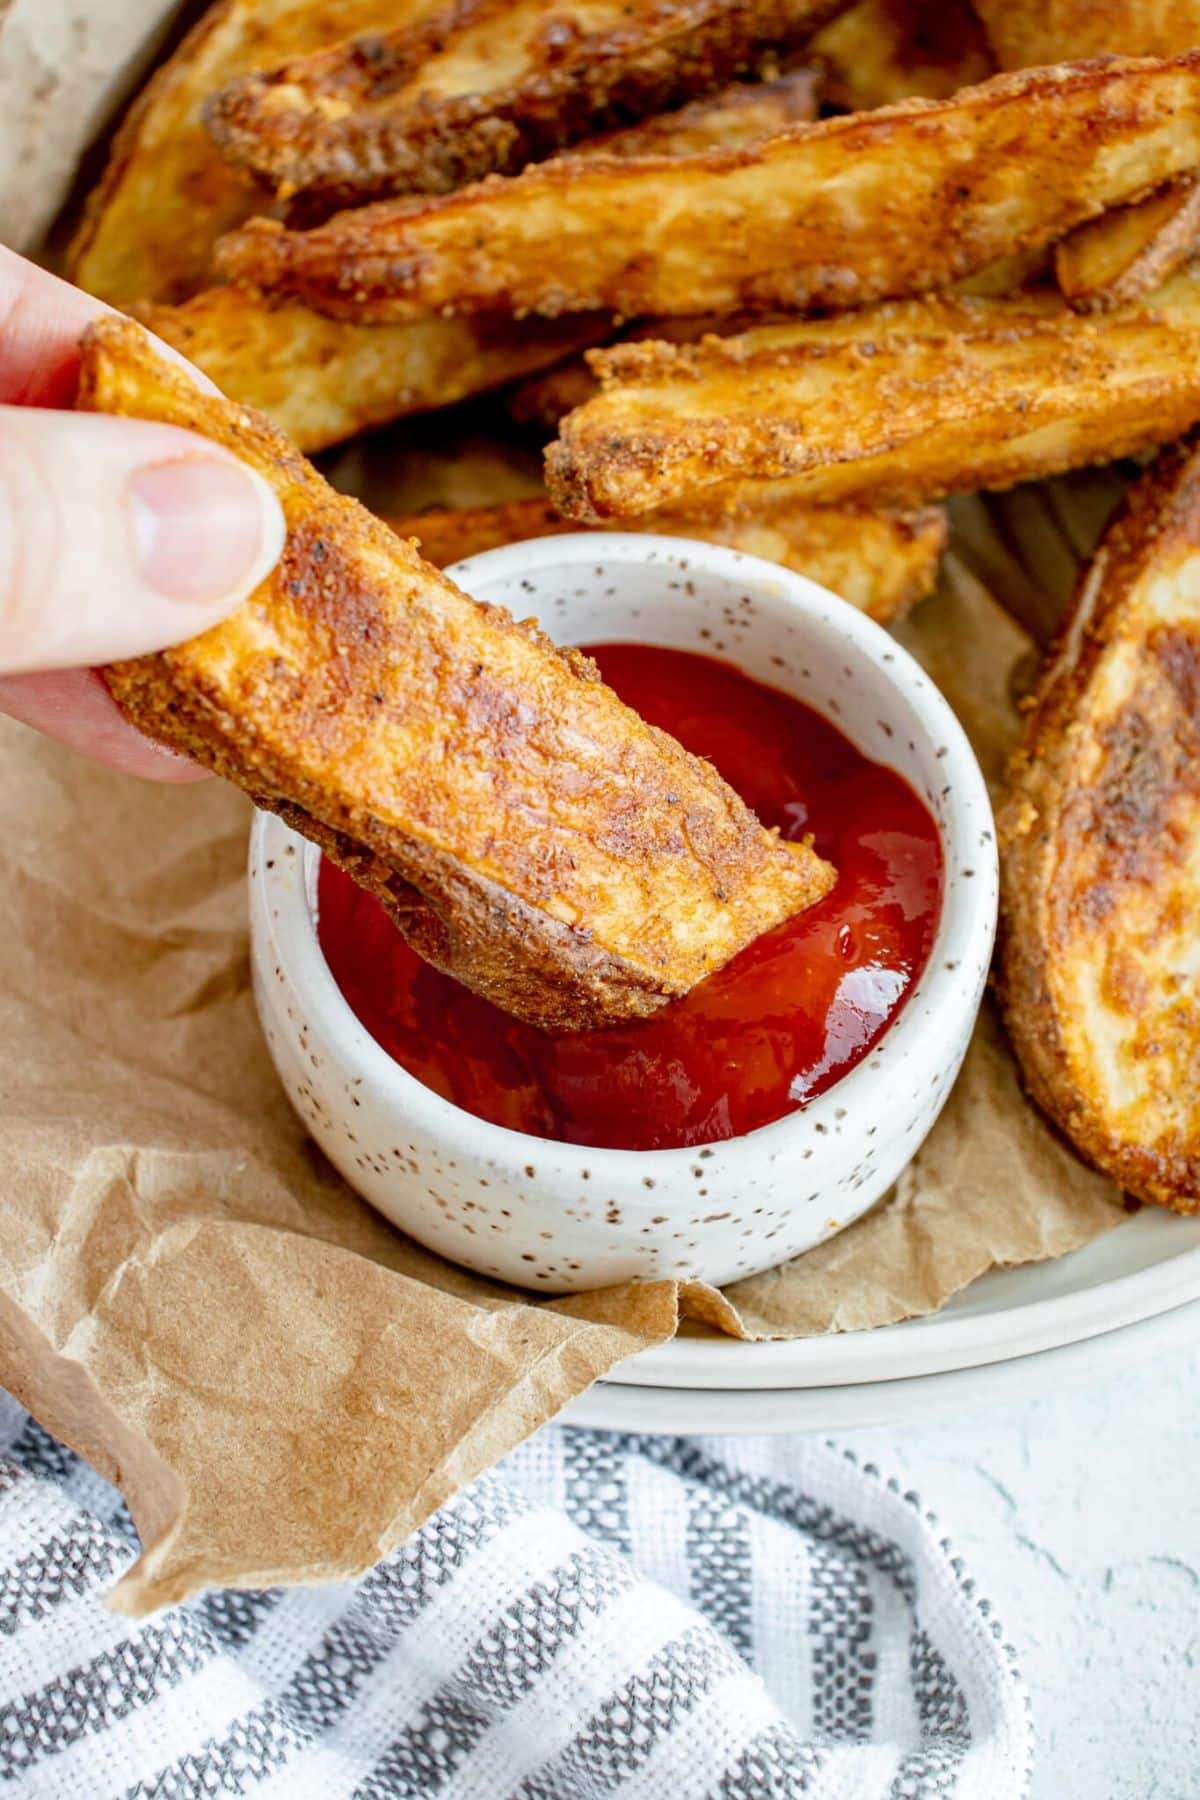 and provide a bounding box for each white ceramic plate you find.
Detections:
[605,1210,1200,1390]
[567,1289,1200,1433]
